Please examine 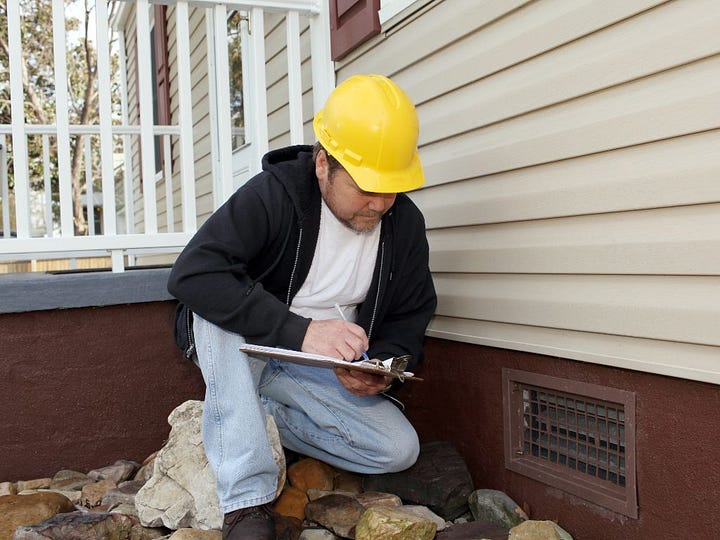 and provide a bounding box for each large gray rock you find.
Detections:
[468,489,528,529]
[135,400,285,530]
